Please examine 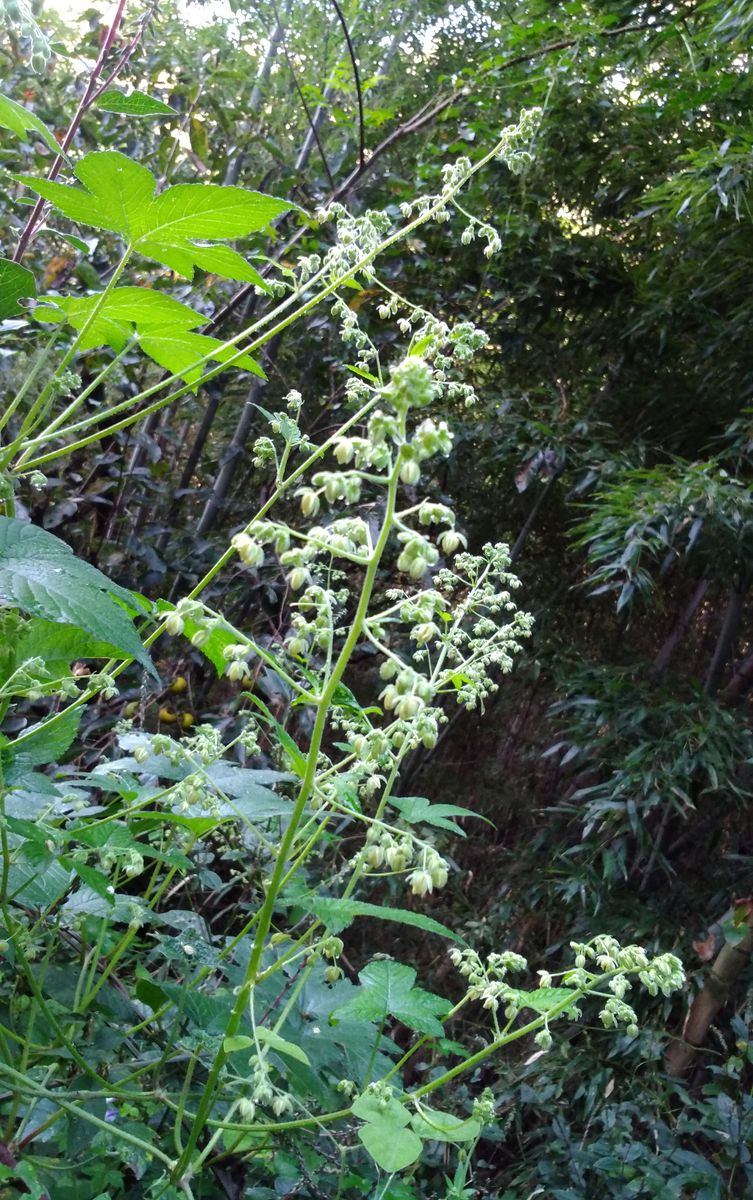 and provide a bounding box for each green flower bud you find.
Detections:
[300,490,320,517]
[165,611,185,636]
[399,458,421,485]
[334,439,354,464]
